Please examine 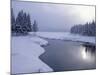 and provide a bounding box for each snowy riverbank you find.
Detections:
[11,36,53,74]
[11,32,95,74]
[36,32,95,44]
